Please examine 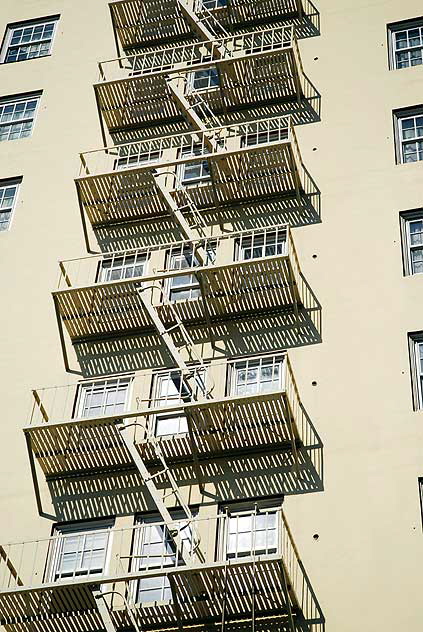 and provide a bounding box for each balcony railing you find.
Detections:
[96,26,303,132]
[109,0,316,52]
[25,354,318,478]
[76,115,304,227]
[53,225,304,341]
[0,509,322,630]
